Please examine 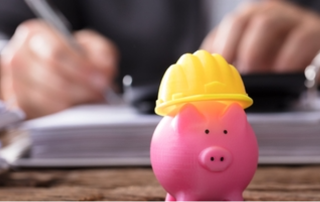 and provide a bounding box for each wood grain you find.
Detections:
[0,166,319,201]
